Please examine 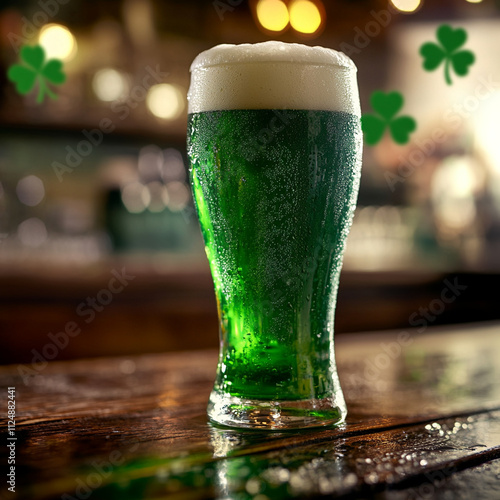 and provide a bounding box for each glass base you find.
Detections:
[208,392,347,430]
